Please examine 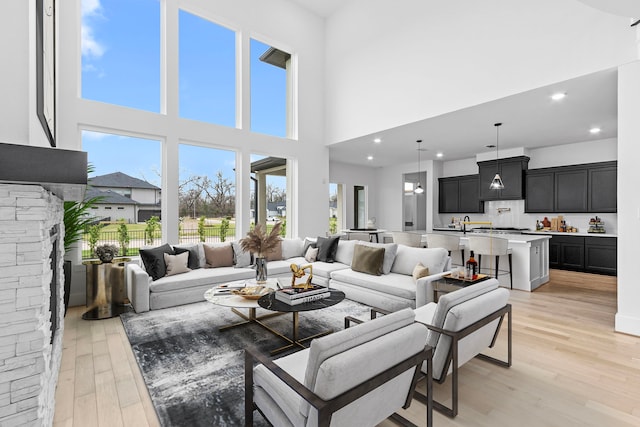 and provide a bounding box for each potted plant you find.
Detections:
[240,222,282,283]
